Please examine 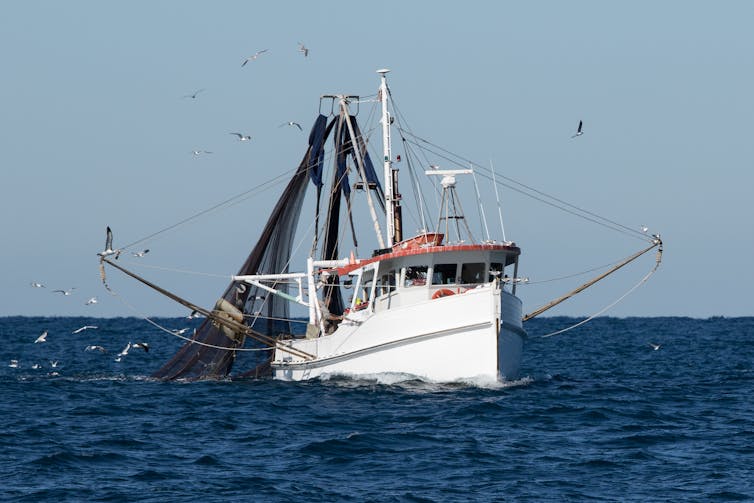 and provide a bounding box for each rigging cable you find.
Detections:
[399,131,651,242]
